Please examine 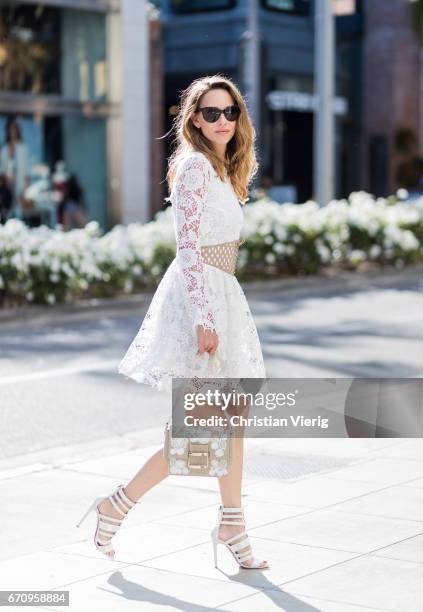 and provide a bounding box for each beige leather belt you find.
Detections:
[200,237,245,275]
